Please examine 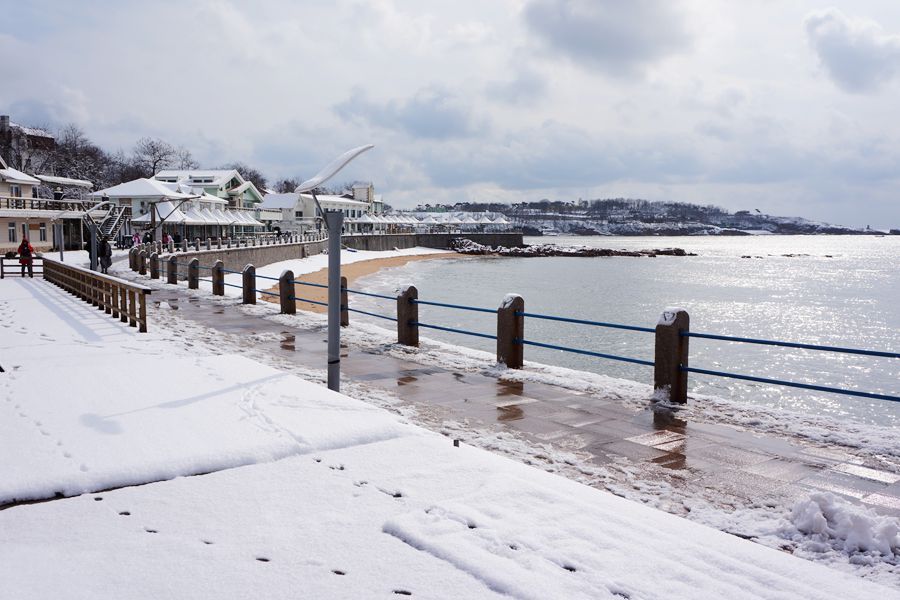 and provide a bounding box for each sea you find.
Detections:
[352,235,900,427]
